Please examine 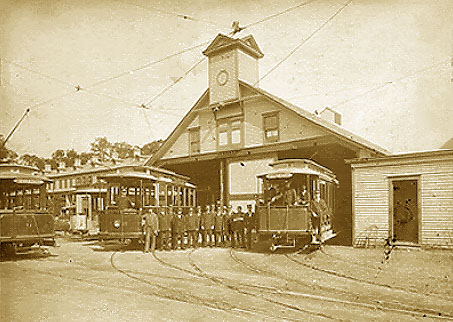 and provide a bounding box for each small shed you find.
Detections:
[349,149,453,248]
